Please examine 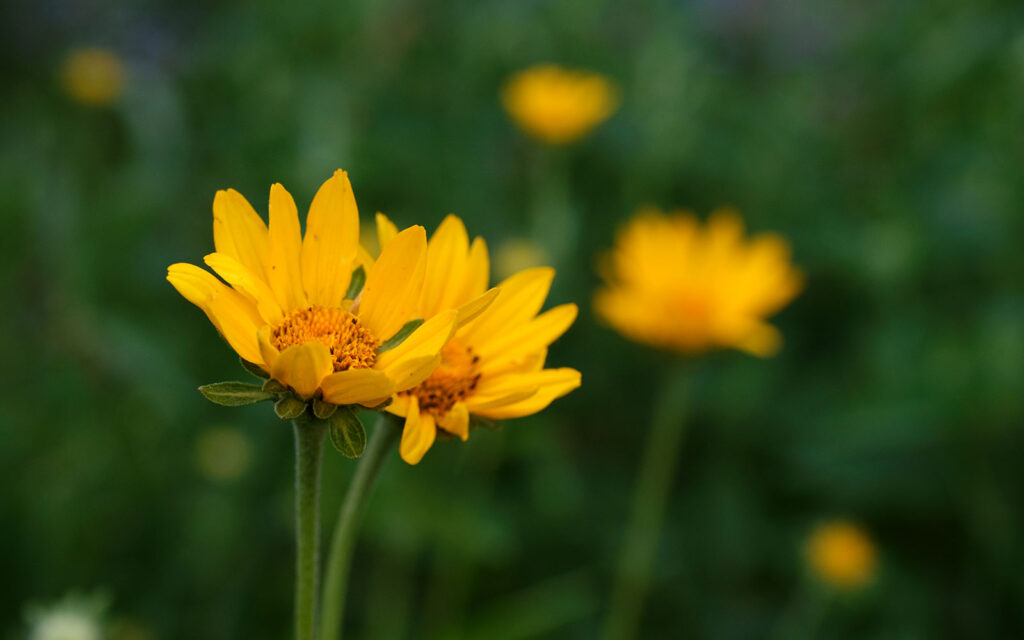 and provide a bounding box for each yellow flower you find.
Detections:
[805,520,878,589]
[167,170,458,409]
[594,207,803,357]
[61,47,124,106]
[501,64,619,144]
[374,214,581,464]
